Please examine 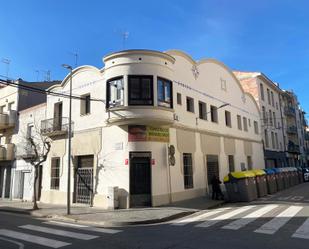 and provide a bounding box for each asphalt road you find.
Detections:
[1,183,309,249]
